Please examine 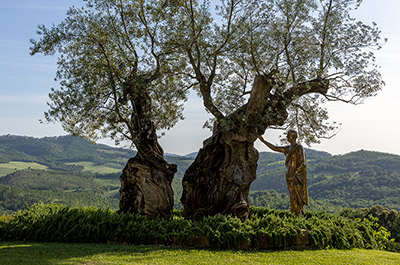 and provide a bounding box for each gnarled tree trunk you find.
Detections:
[119,120,177,219]
[181,125,259,221]
[119,89,177,219]
[181,74,278,221]
[181,72,329,220]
